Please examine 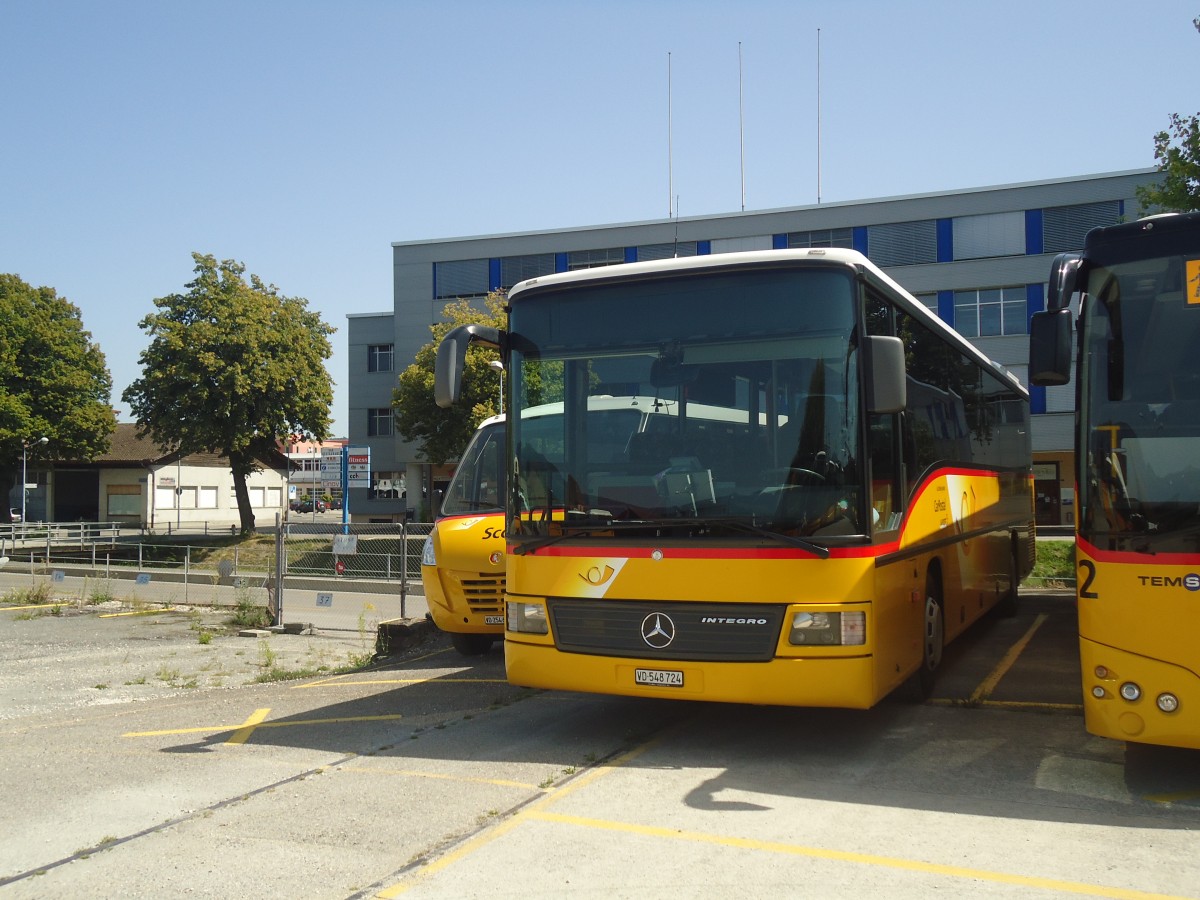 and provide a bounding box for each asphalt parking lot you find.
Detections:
[2,589,1199,899]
